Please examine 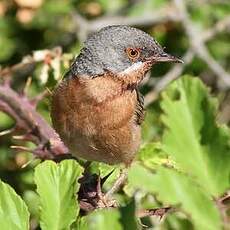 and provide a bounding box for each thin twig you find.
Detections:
[72,6,181,40]
[203,16,230,40]
[137,207,172,218]
[104,169,128,199]
[0,128,15,136]
[11,145,33,152]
